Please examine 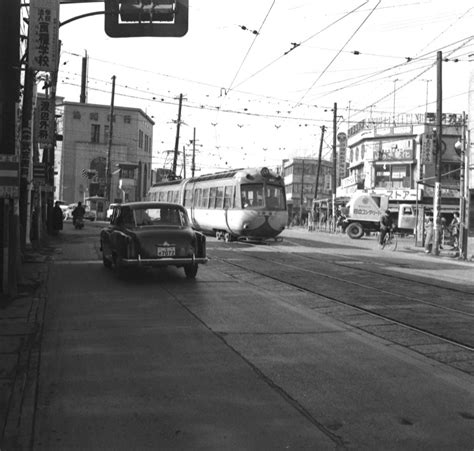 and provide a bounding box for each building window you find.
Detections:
[124,115,131,124]
[375,164,411,188]
[91,124,100,143]
[104,125,109,143]
[90,112,99,121]
[107,114,116,122]
[121,168,135,179]
[144,135,149,152]
[139,130,144,148]
[73,111,81,119]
